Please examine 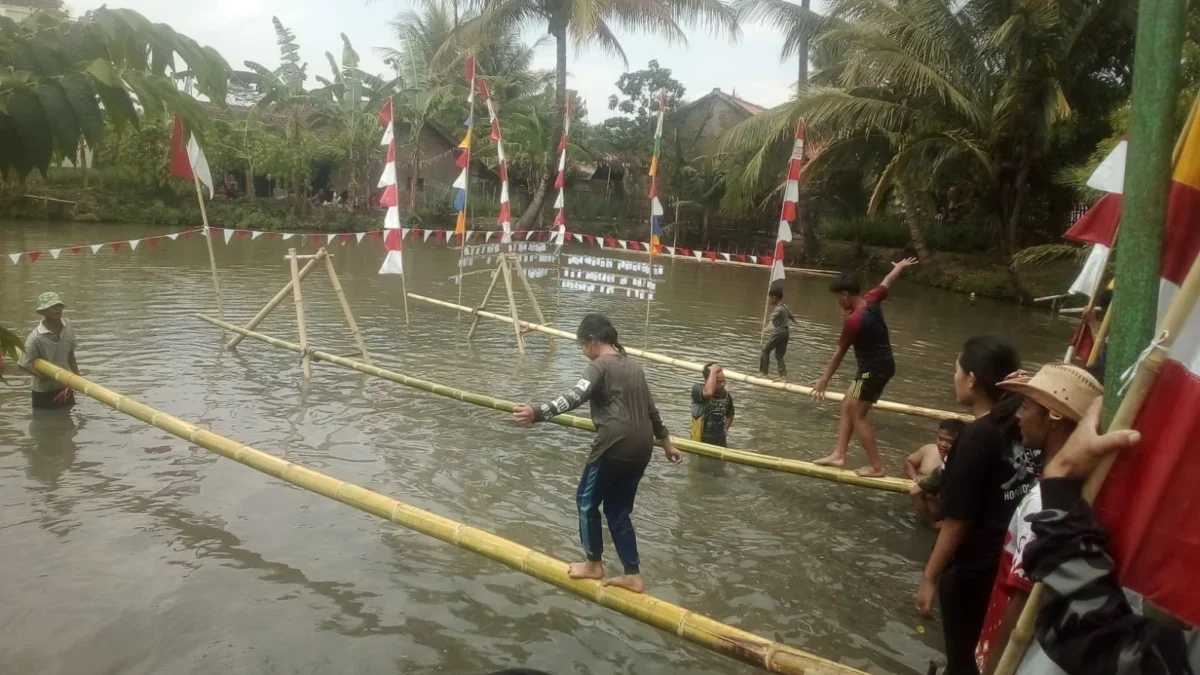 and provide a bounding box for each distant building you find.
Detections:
[671,87,765,154]
[0,4,37,21]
